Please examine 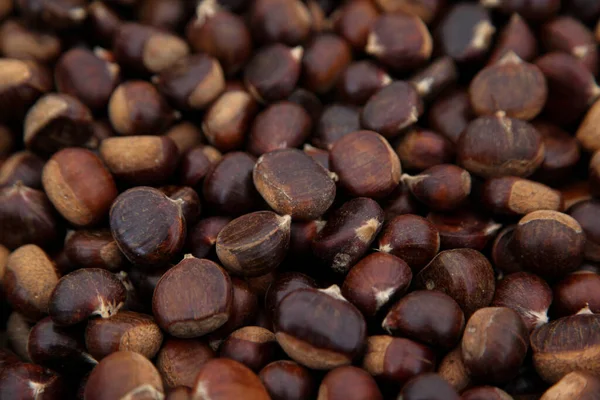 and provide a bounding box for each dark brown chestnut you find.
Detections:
[513,210,585,279]
[152,256,232,338]
[216,211,291,277]
[492,272,552,332]
[394,128,455,173]
[219,326,278,371]
[274,285,367,370]
[531,313,600,383]
[377,214,440,272]
[312,197,384,274]
[49,268,126,326]
[336,60,390,106]
[110,187,186,266]
[259,360,315,400]
[409,56,458,102]
[156,338,215,389]
[402,164,471,211]
[0,363,66,400]
[488,13,538,65]
[187,217,231,259]
[209,277,259,339]
[383,290,465,350]
[17,0,87,31]
[265,272,318,318]
[329,130,401,199]
[64,230,127,272]
[361,82,423,139]
[192,358,270,400]
[159,186,202,226]
[416,248,496,317]
[362,335,436,386]
[332,0,379,50]
[427,209,502,251]
[462,307,529,384]
[4,244,60,321]
[490,225,522,275]
[0,150,44,189]
[249,0,311,46]
[568,200,600,262]
[301,34,352,94]
[531,121,581,185]
[87,1,122,48]
[317,366,383,400]
[552,271,600,317]
[481,0,560,21]
[427,88,473,144]
[84,351,164,400]
[400,373,459,400]
[341,252,412,318]
[313,103,361,150]
[85,311,163,360]
[254,149,336,220]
